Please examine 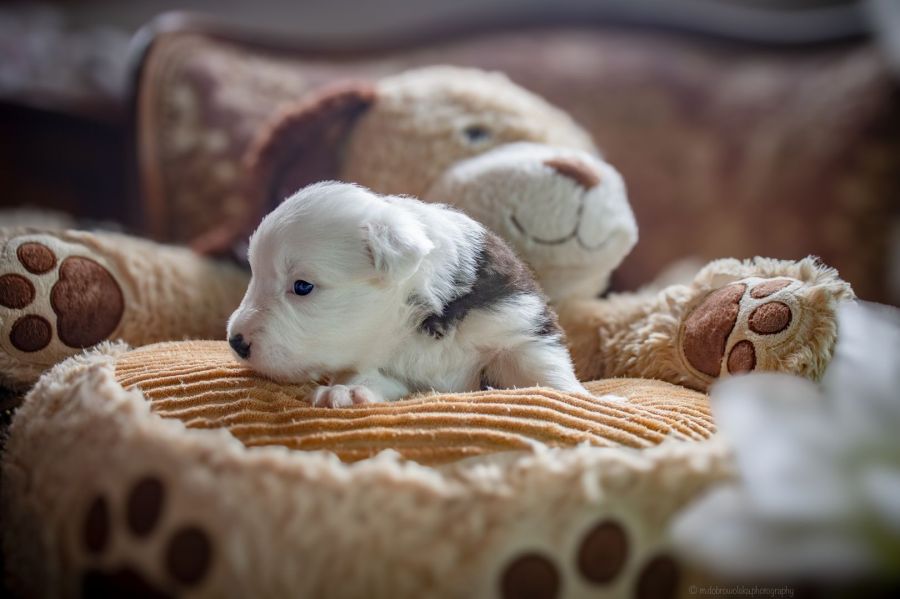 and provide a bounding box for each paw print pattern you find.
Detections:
[499,519,680,599]
[80,475,214,598]
[0,238,124,356]
[680,277,801,380]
